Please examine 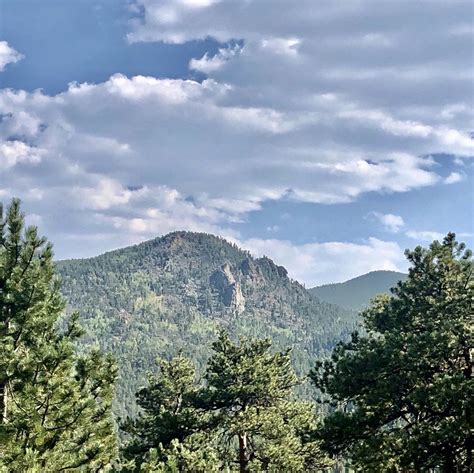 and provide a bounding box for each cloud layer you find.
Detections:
[1,0,472,283]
